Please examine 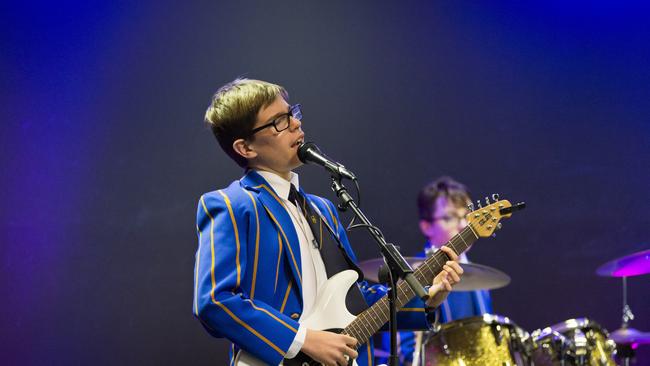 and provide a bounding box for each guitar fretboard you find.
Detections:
[342,224,479,345]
